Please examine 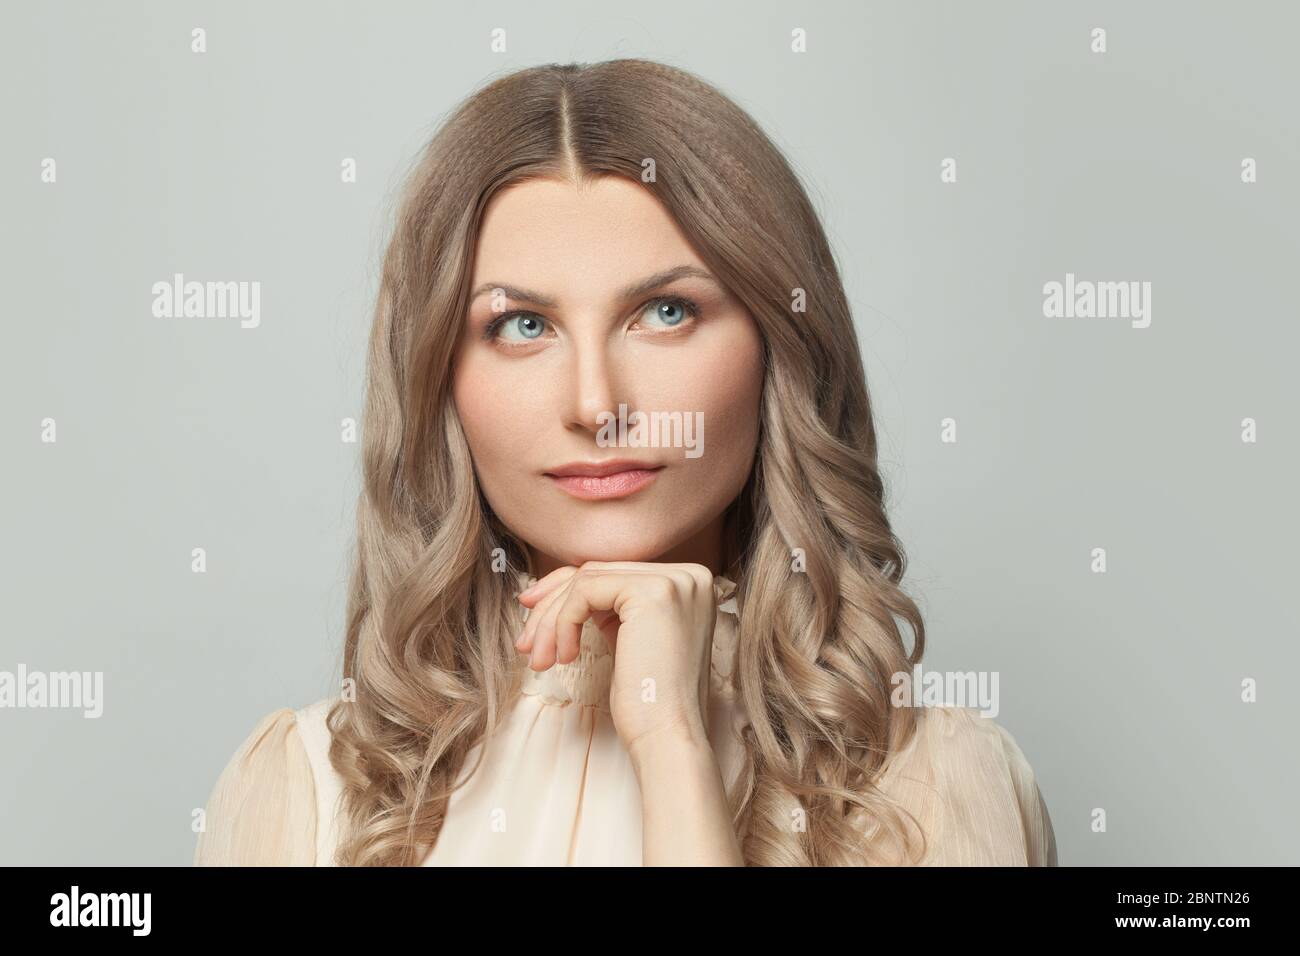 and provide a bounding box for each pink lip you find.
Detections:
[543,461,665,500]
